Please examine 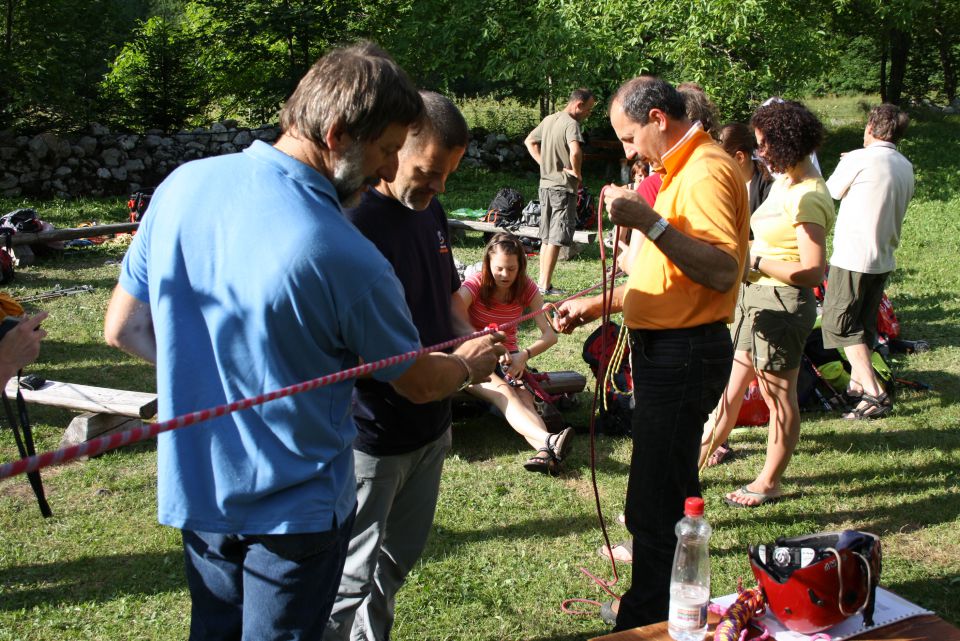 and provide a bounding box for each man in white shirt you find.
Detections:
[822,104,915,419]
